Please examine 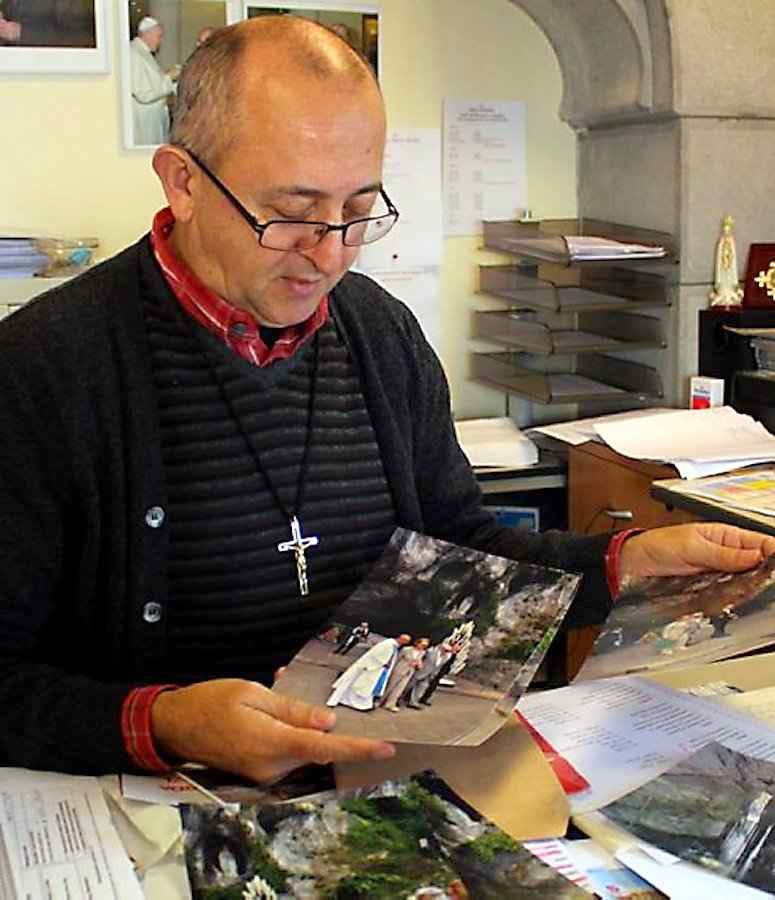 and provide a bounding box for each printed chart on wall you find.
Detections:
[443,98,526,236]
[356,128,443,355]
